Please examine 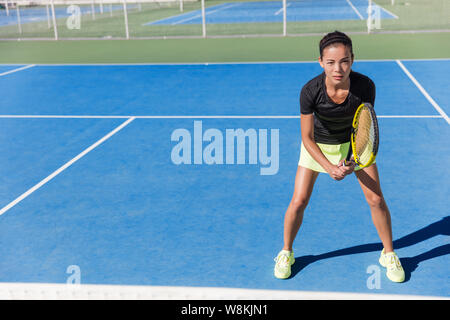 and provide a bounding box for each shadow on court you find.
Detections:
[291,216,450,282]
